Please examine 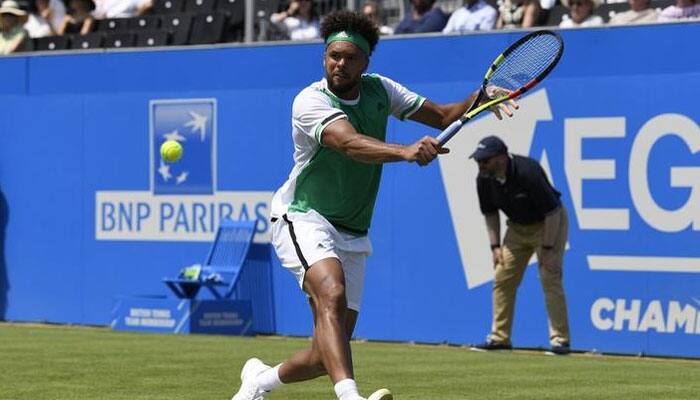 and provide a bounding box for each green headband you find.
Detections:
[325,31,370,55]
